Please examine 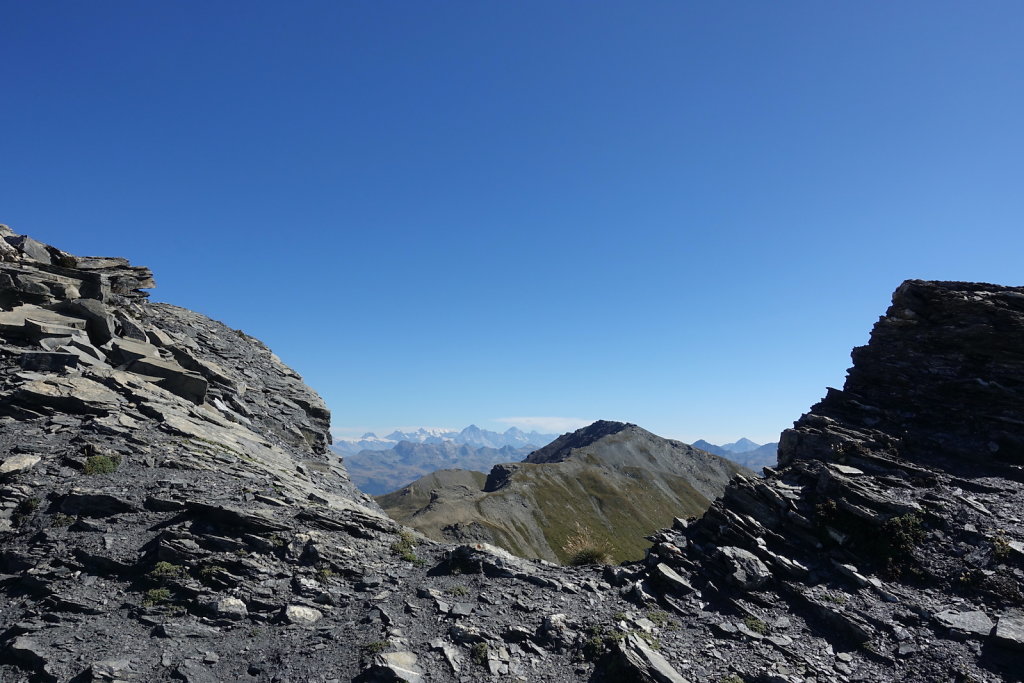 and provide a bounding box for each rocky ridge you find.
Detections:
[378,421,747,564]
[1,226,1022,683]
